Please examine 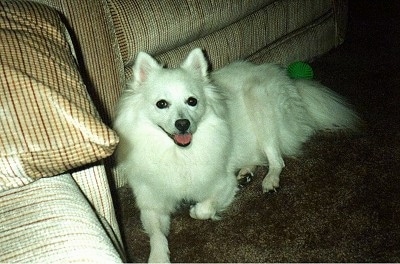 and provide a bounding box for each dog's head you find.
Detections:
[128,48,213,147]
